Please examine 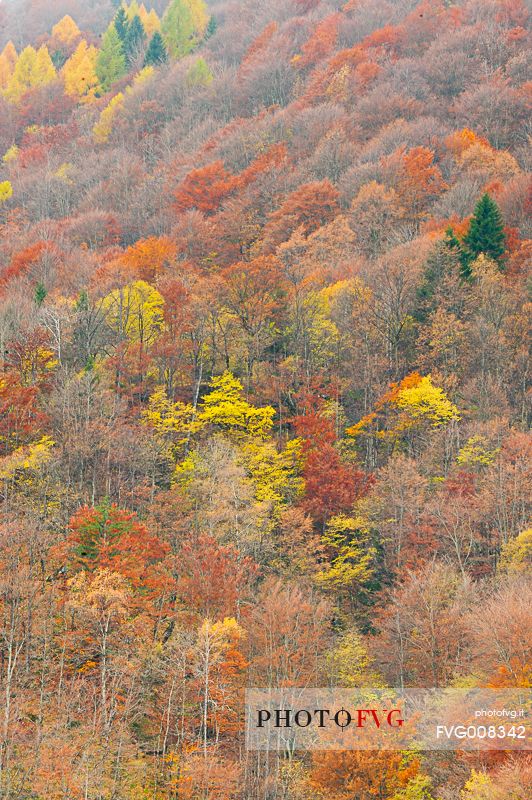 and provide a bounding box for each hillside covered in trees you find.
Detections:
[0,0,530,797]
